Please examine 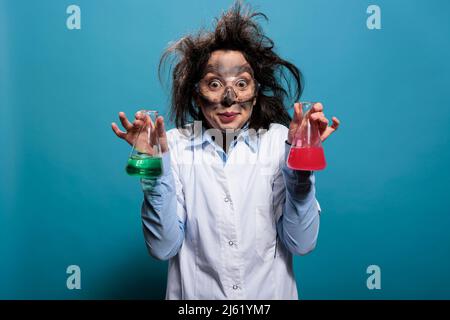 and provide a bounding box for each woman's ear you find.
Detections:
[252,96,257,107]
